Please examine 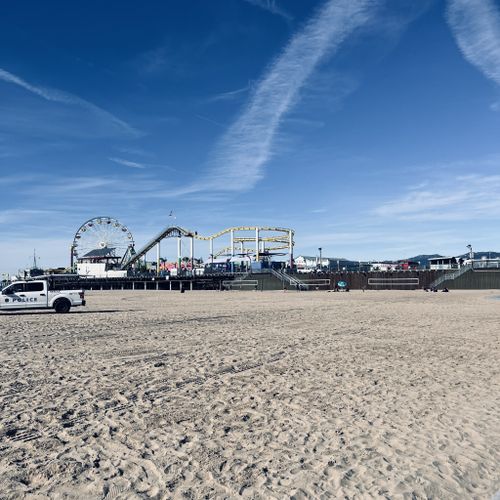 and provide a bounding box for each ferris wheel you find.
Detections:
[71,216,134,267]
